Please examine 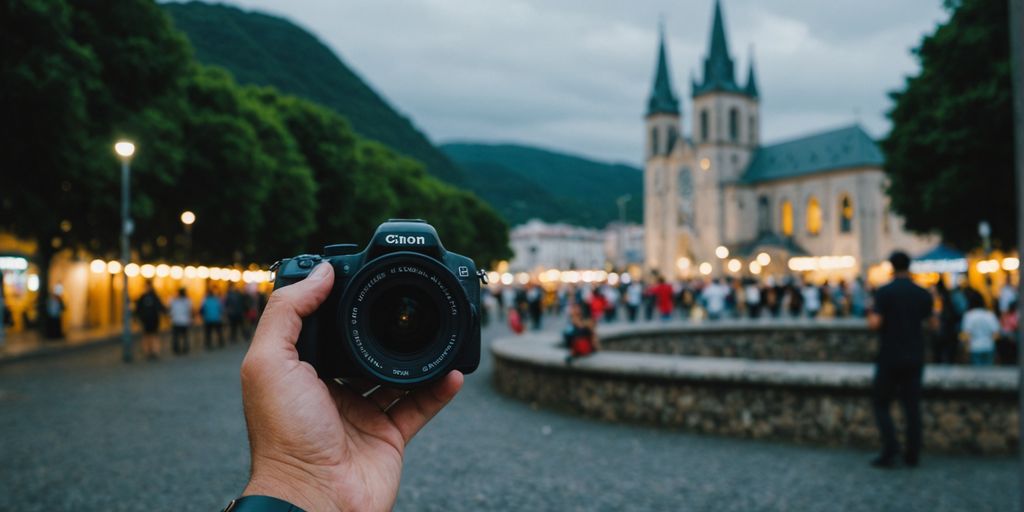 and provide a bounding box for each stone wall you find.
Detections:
[492,327,1019,455]
[599,320,877,363]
